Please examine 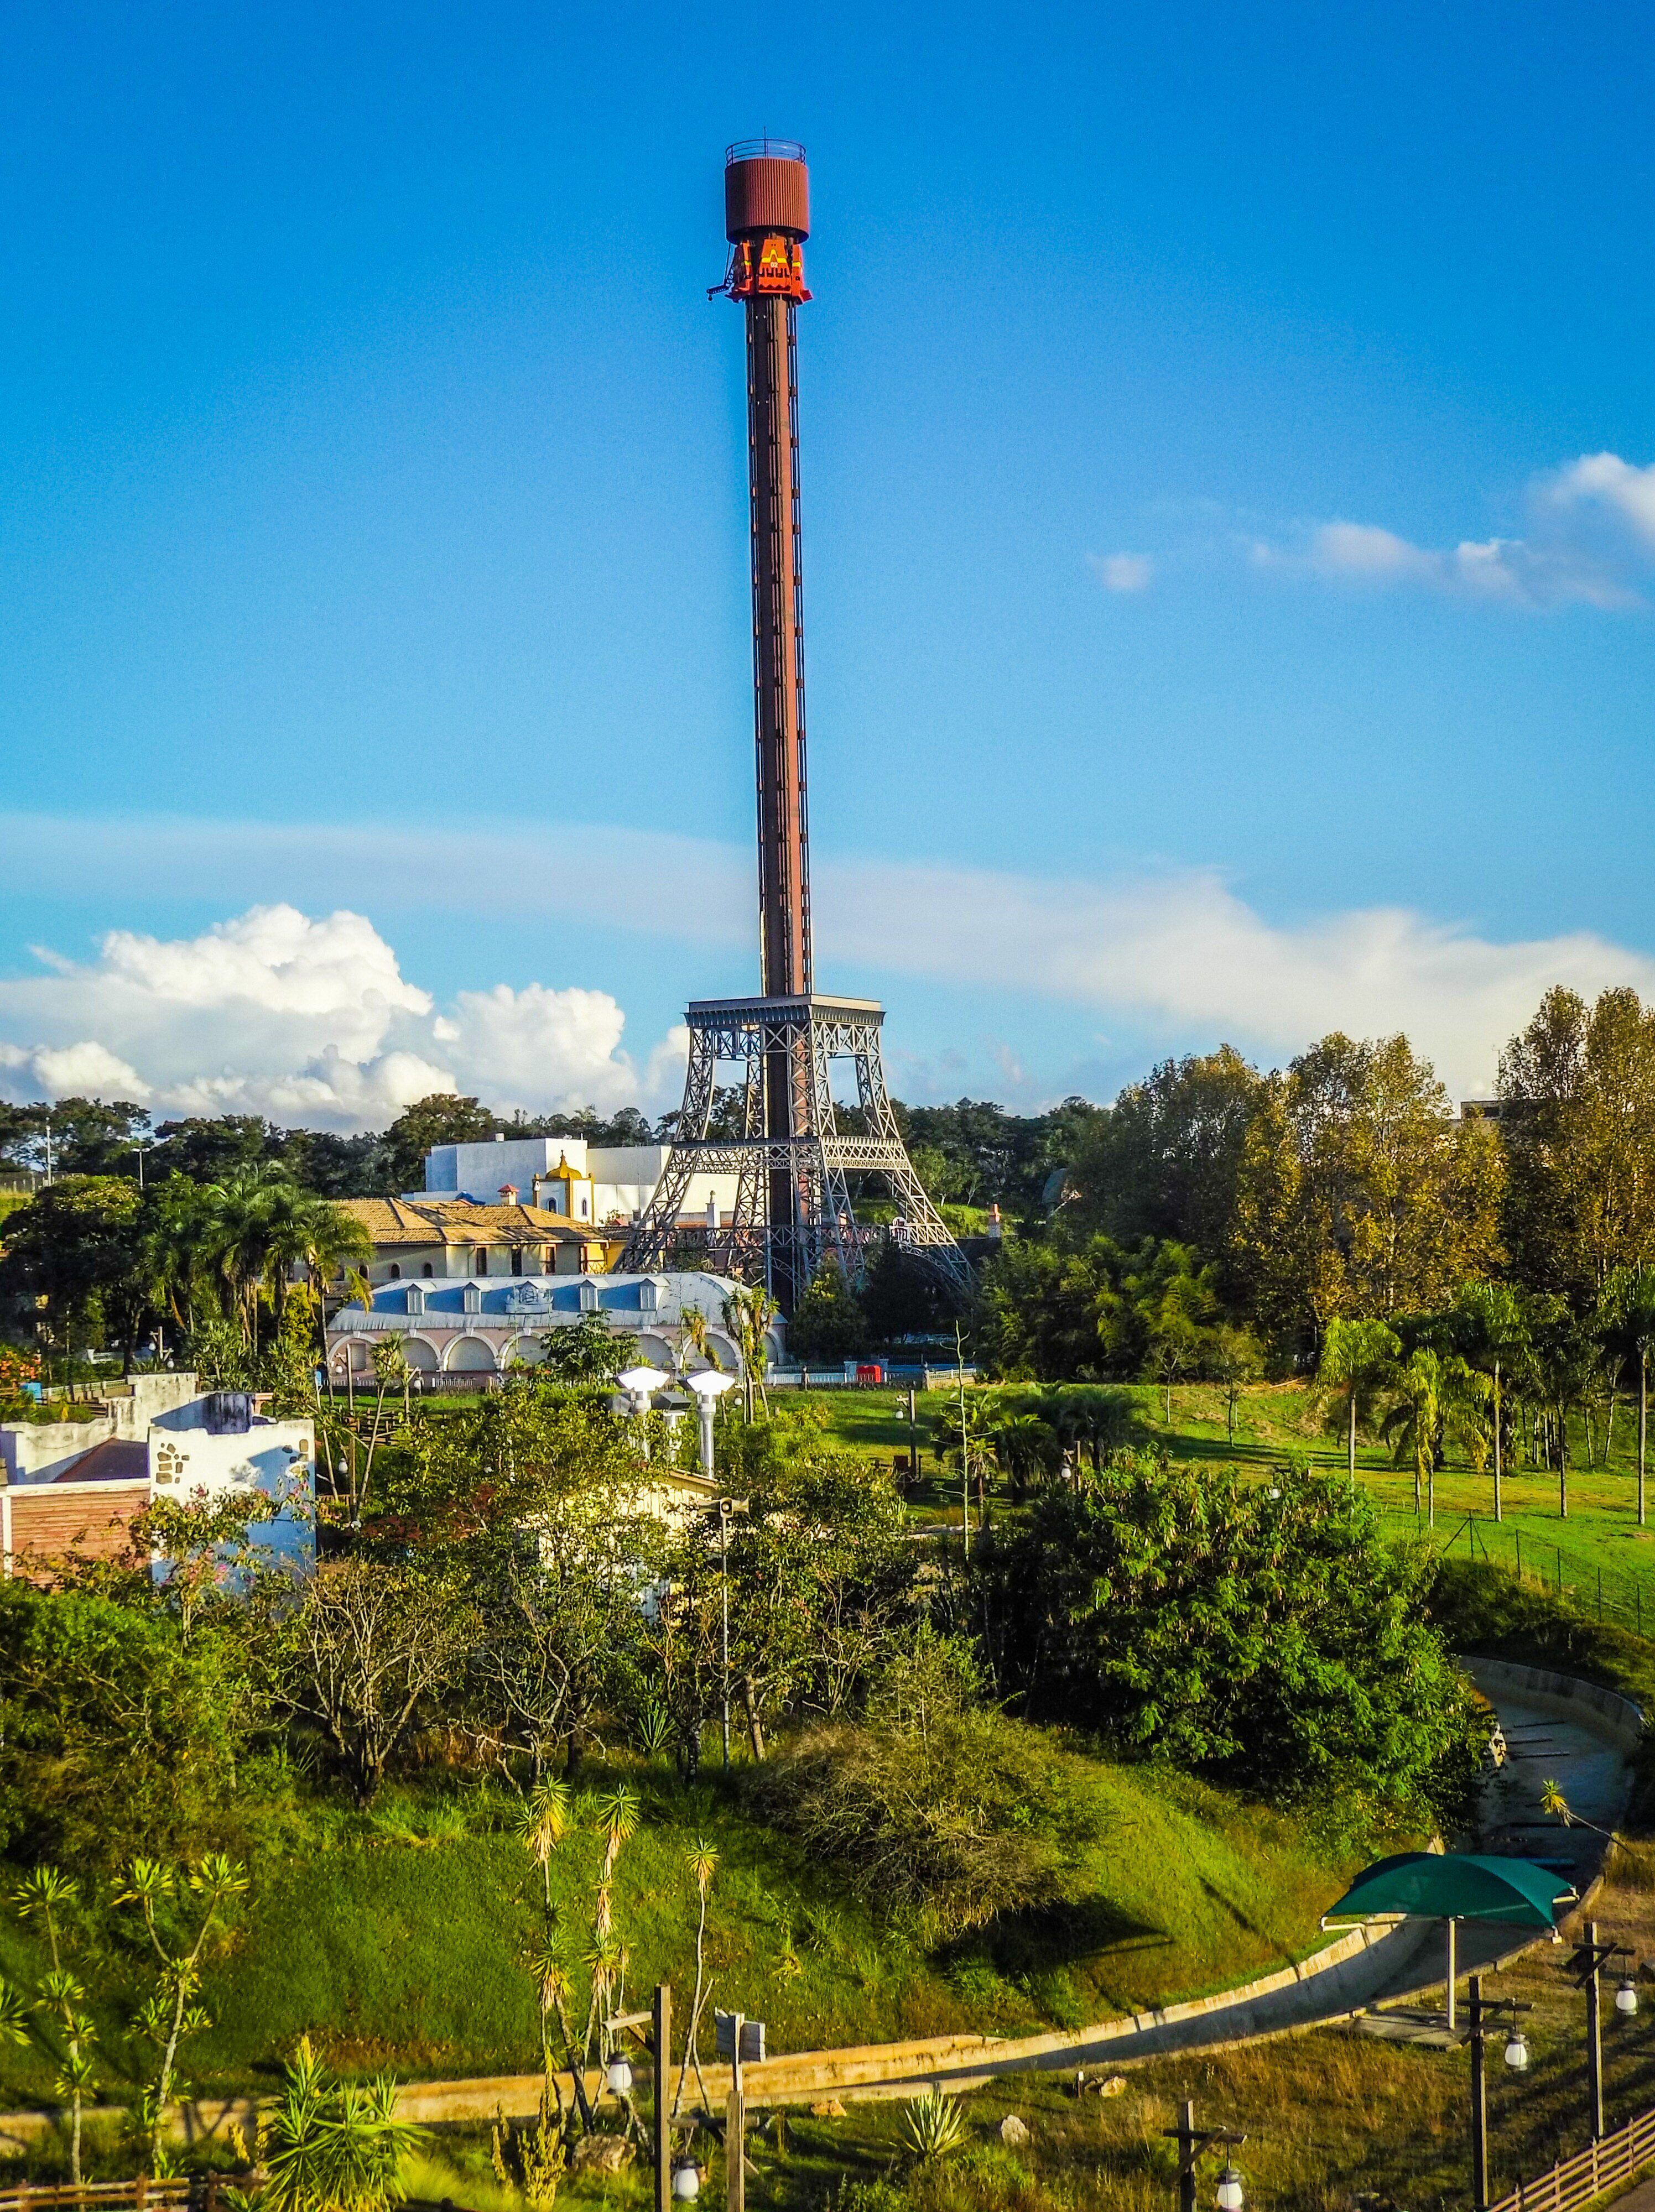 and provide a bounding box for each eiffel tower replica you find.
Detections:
[621,140,969,1312]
